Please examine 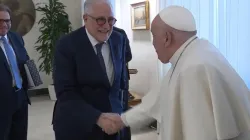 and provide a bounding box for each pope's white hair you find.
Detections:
[84,0,113,14]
